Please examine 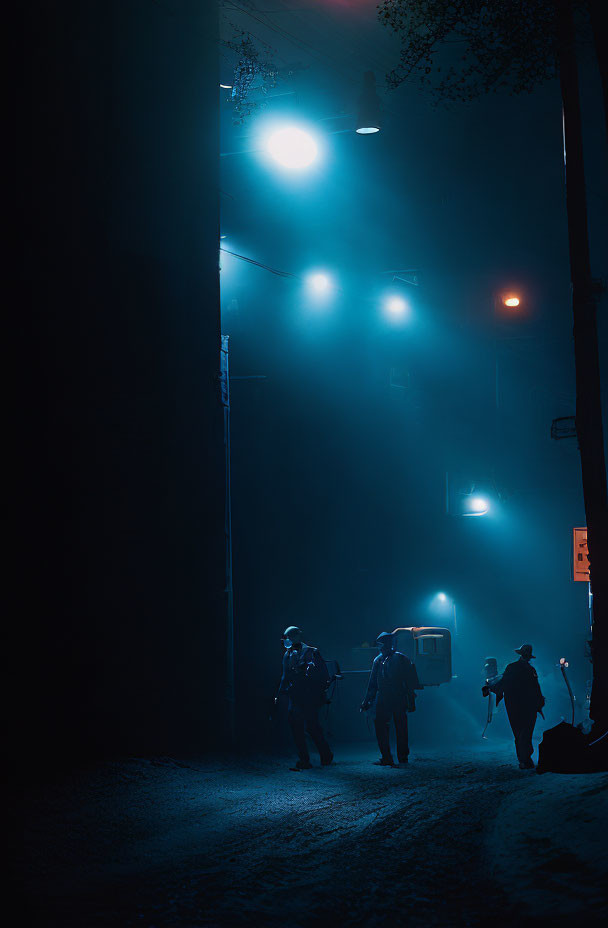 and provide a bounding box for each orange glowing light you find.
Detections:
[503,296,520,307]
